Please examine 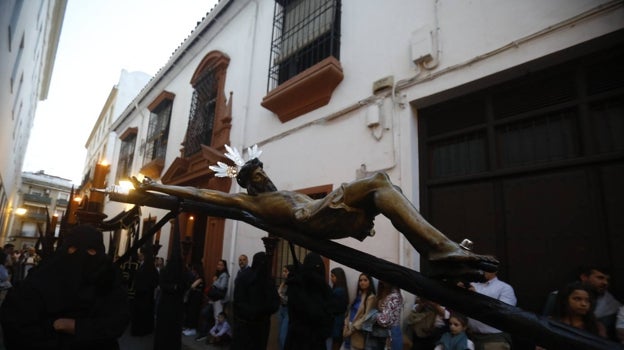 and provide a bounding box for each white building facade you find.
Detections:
[82,69,151,187]
[0,0,67,242]
[97,0,623,325]
[80,69,151,255]
[9,170,73,250]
